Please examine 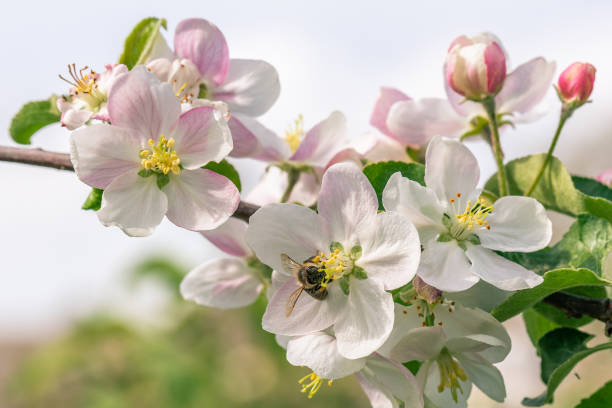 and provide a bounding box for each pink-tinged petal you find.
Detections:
[359,354,424,408]
[97,171,168,237]
[597,169,612,186]
[356,131,410,162]
[70,124,142,189]
[96,63,129,94]
[290,111,349,167]
[317,162,379,248]
[370,87,411,137]
[444,79,484,118]
[324,147,363,170]
[61,108,92,130]
[465,244,543,290]
[418,239,479,292]
[425,137,480,205]
[386,98,467,146]
[262,277,344,336]
[390,327,446,362]
[496,57,556,114]
[180,257,262,309]
[382,172,445,230]
[174,18,229,86]
[228,114,289,160]
[557,62,596,104]
[477,196,552,252]
[286,332,367,379]
[107,66,181,140]
[200,218,250,257]
[170,106,232,169]
[165,169,239,231]
[356,212,421,290]
[484,42,507,94]
[212,59,280,117]
[334,278,394,359]
[245,203,330,273]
